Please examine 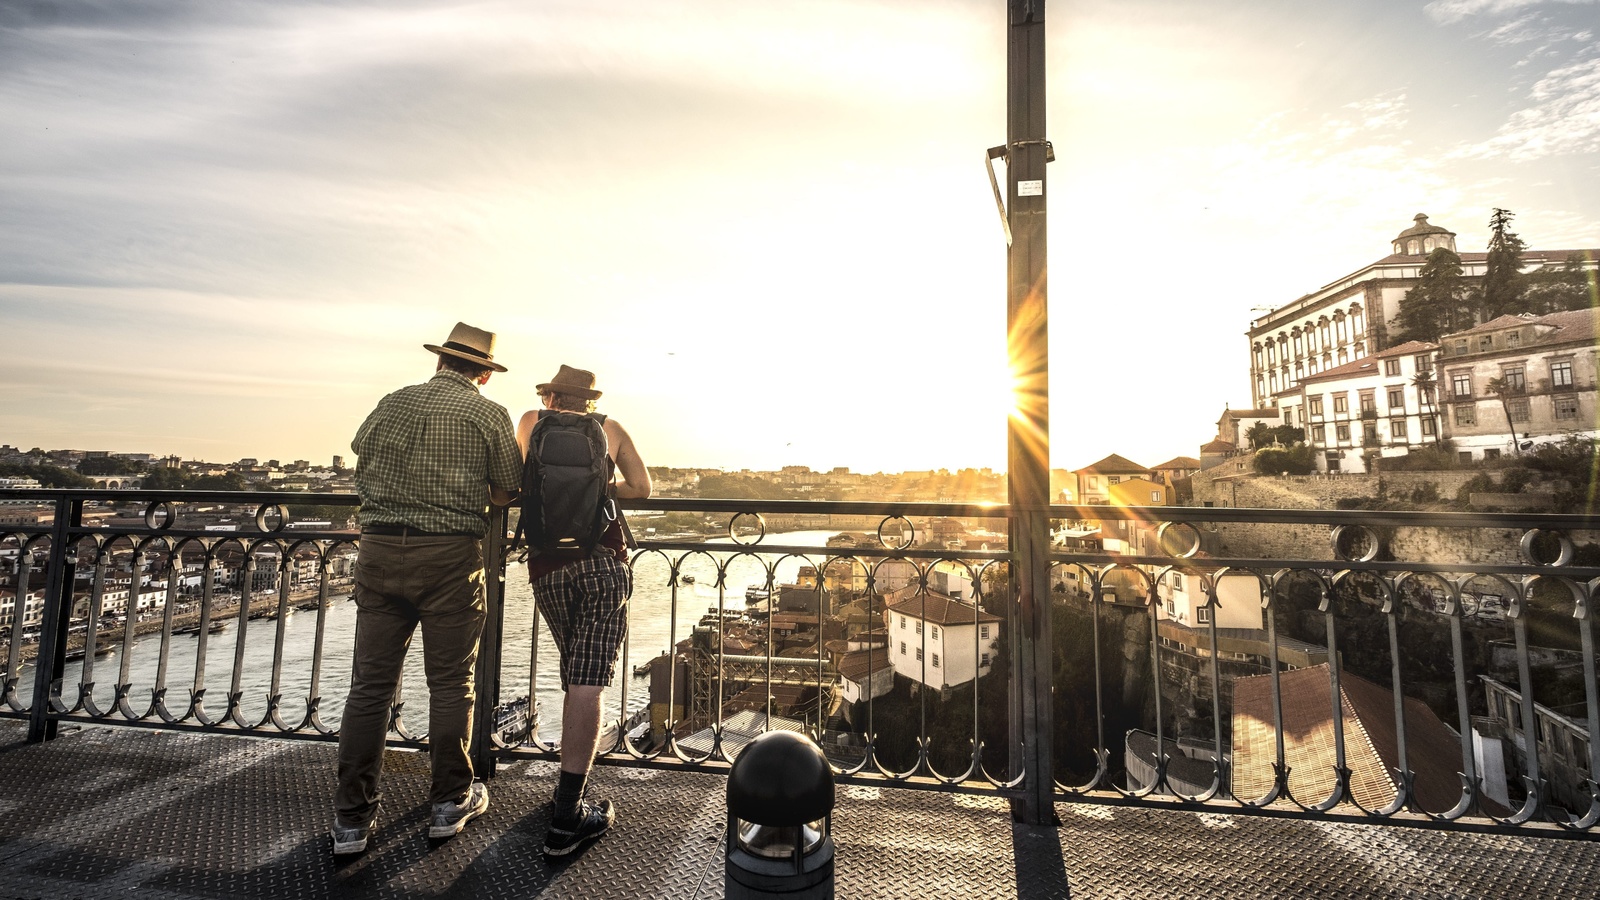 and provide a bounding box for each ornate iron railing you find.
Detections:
[3,488,1598,835]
